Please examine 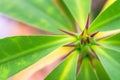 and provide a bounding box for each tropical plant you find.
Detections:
[0,0,120,80]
